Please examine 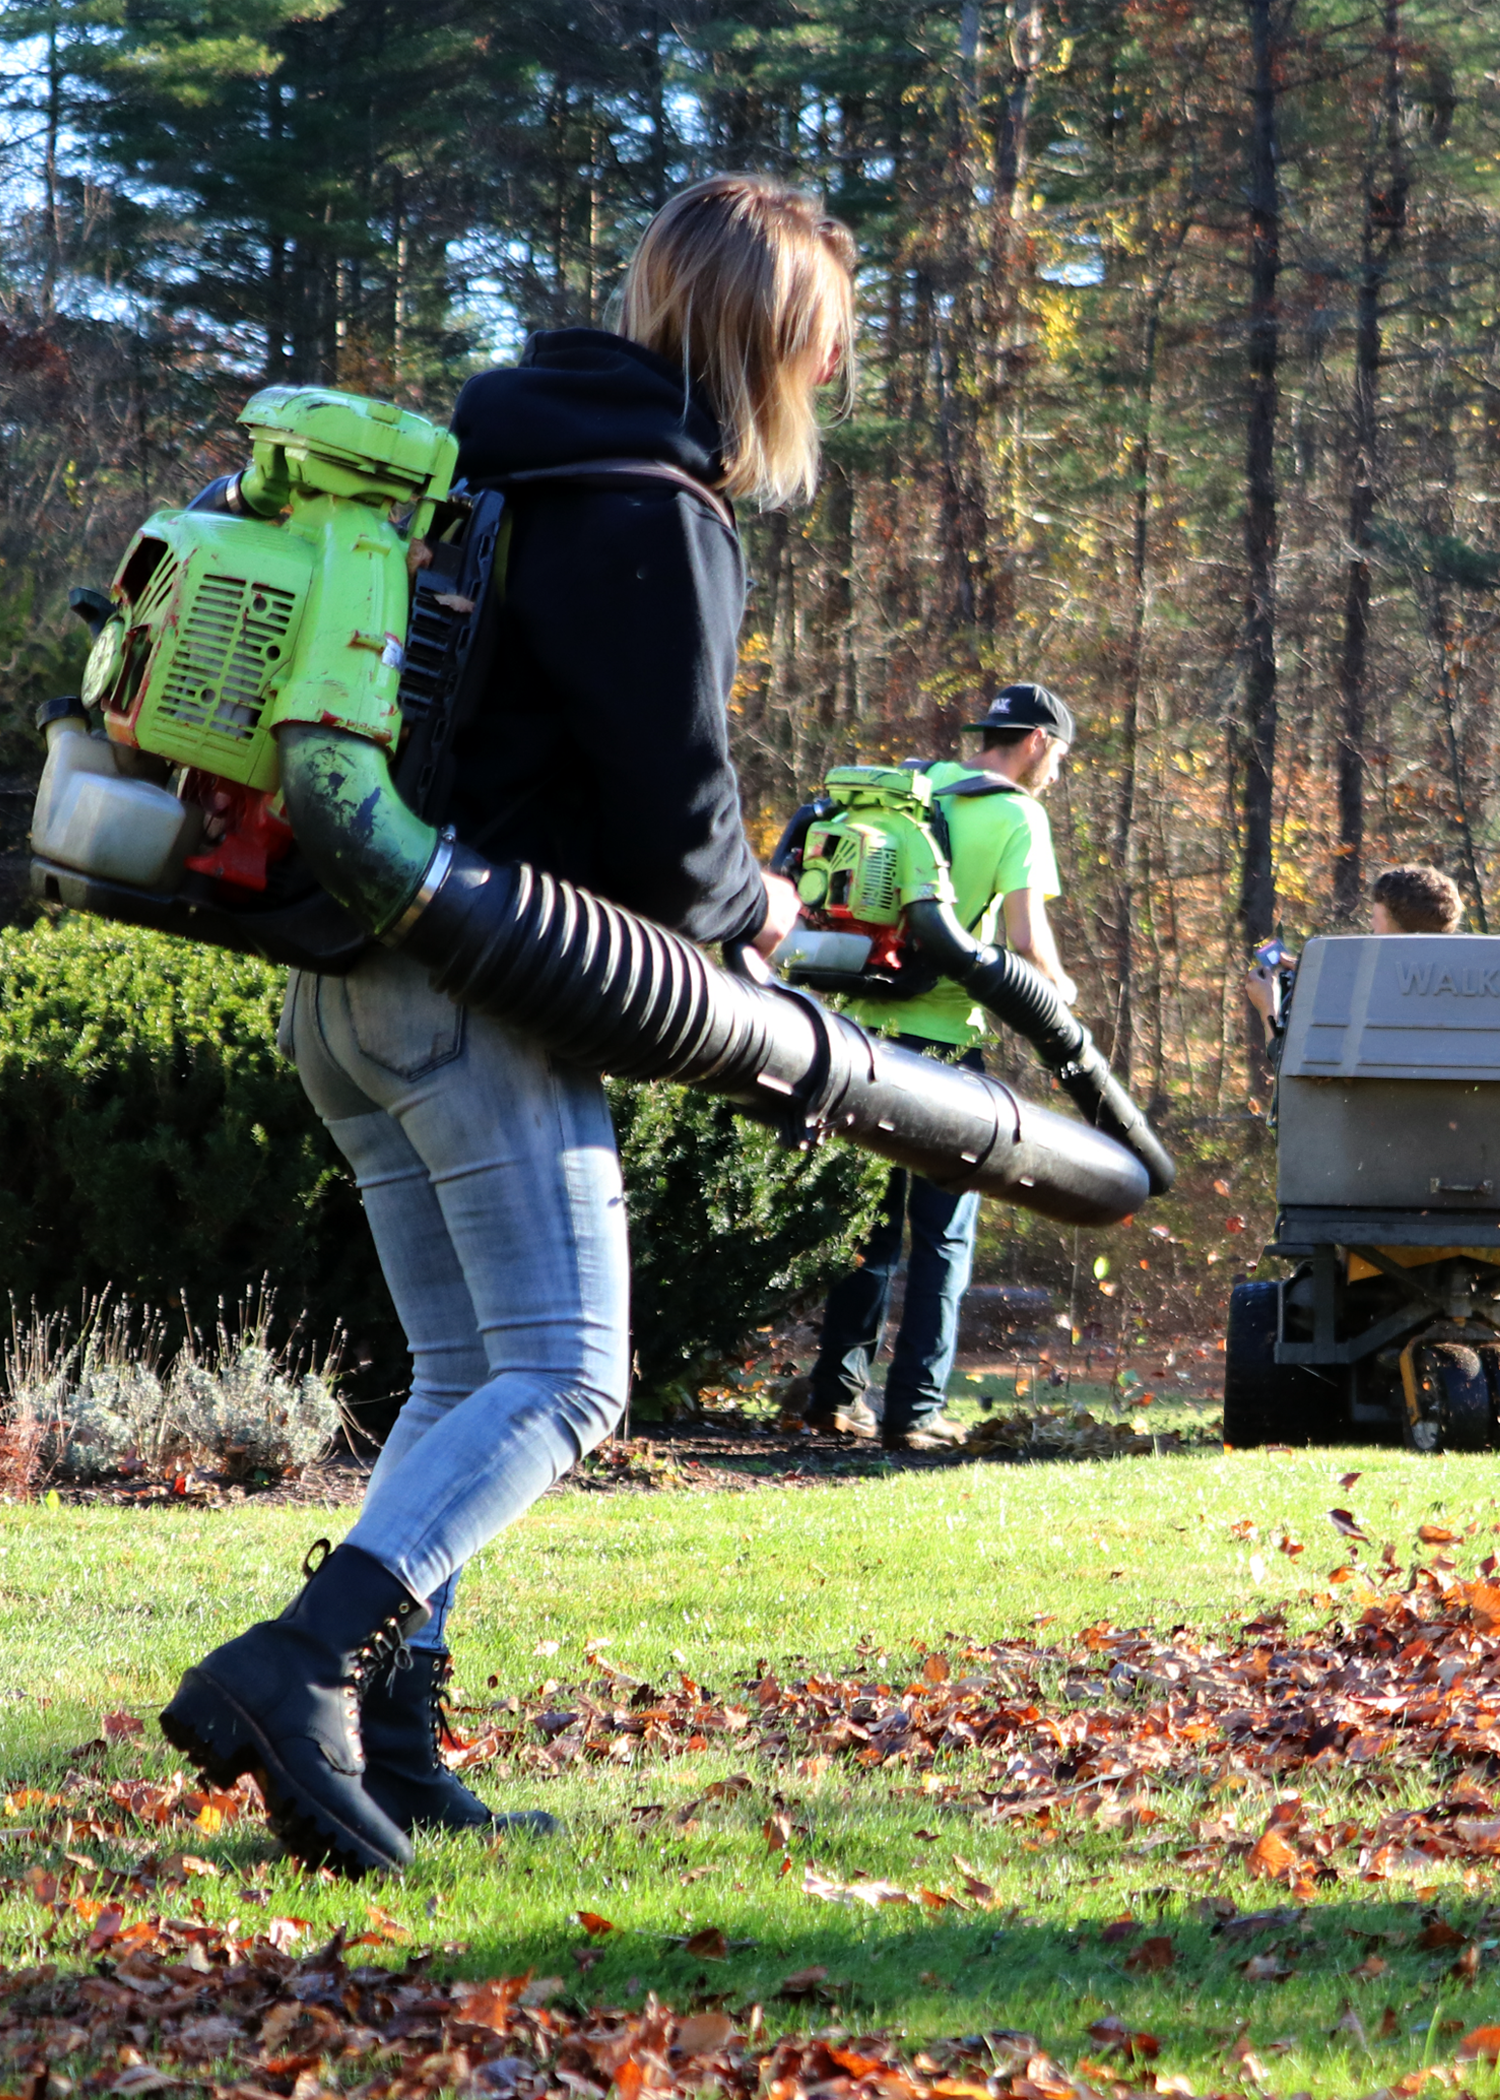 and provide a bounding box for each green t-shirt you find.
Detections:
[848,760,1061,1049]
